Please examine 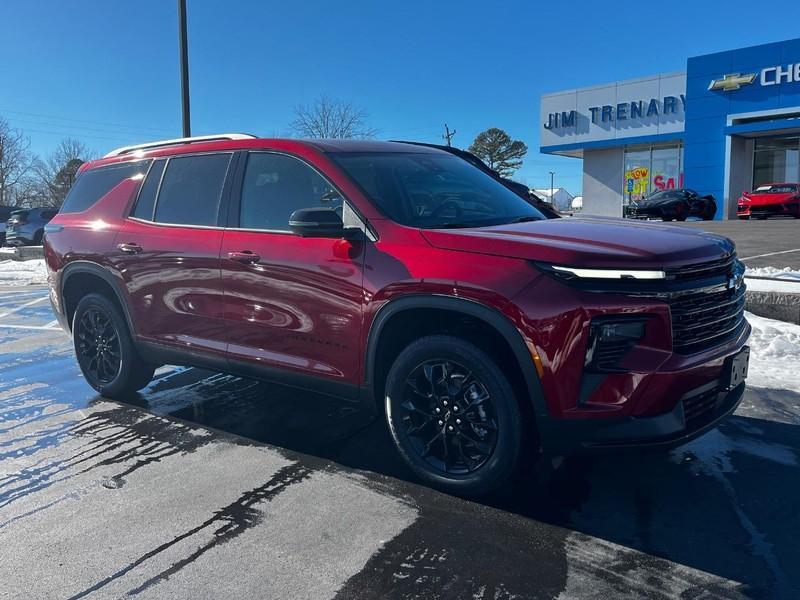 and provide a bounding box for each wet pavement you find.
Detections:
[1,285,799,599]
